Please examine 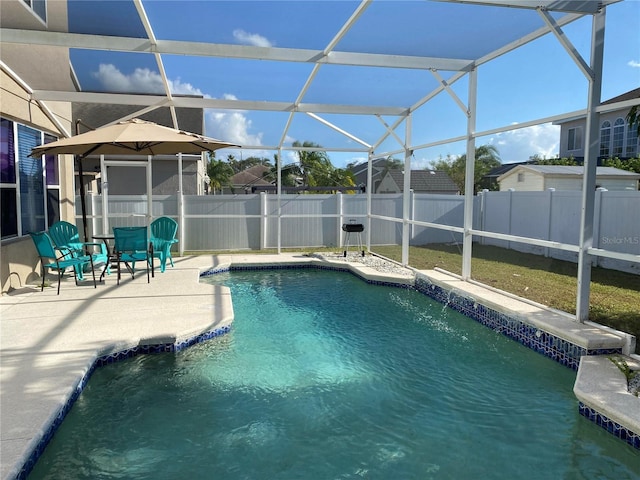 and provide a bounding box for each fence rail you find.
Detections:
[78,190,640,274]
